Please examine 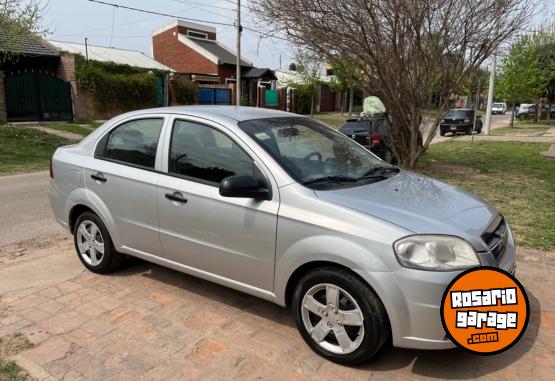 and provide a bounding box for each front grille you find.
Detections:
[481,216,508,262]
